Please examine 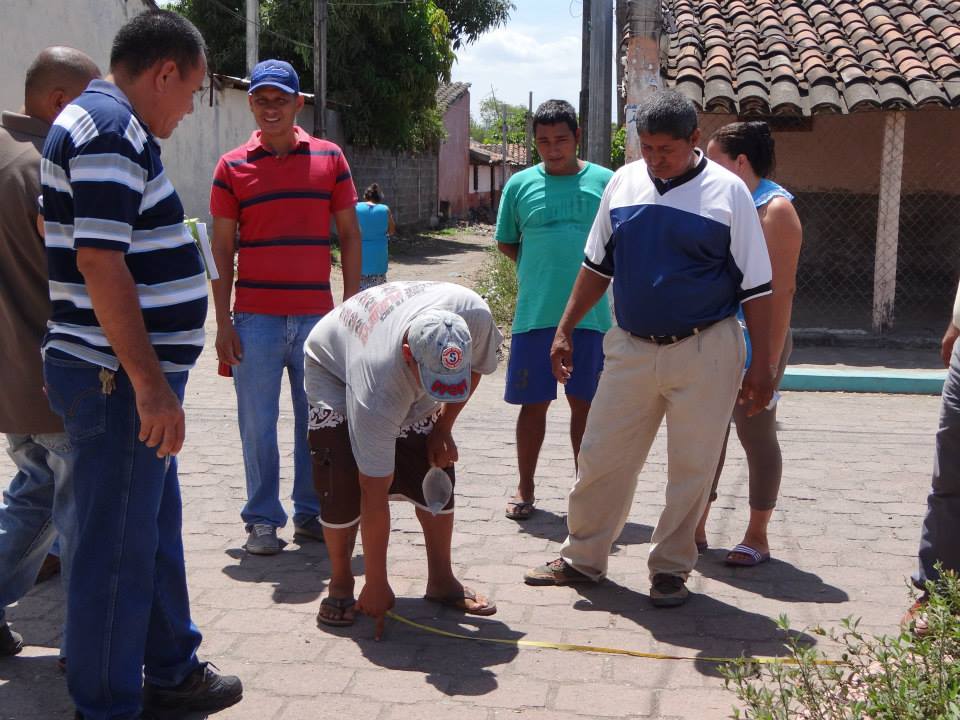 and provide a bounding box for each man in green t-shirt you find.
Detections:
[495,99,614,521]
